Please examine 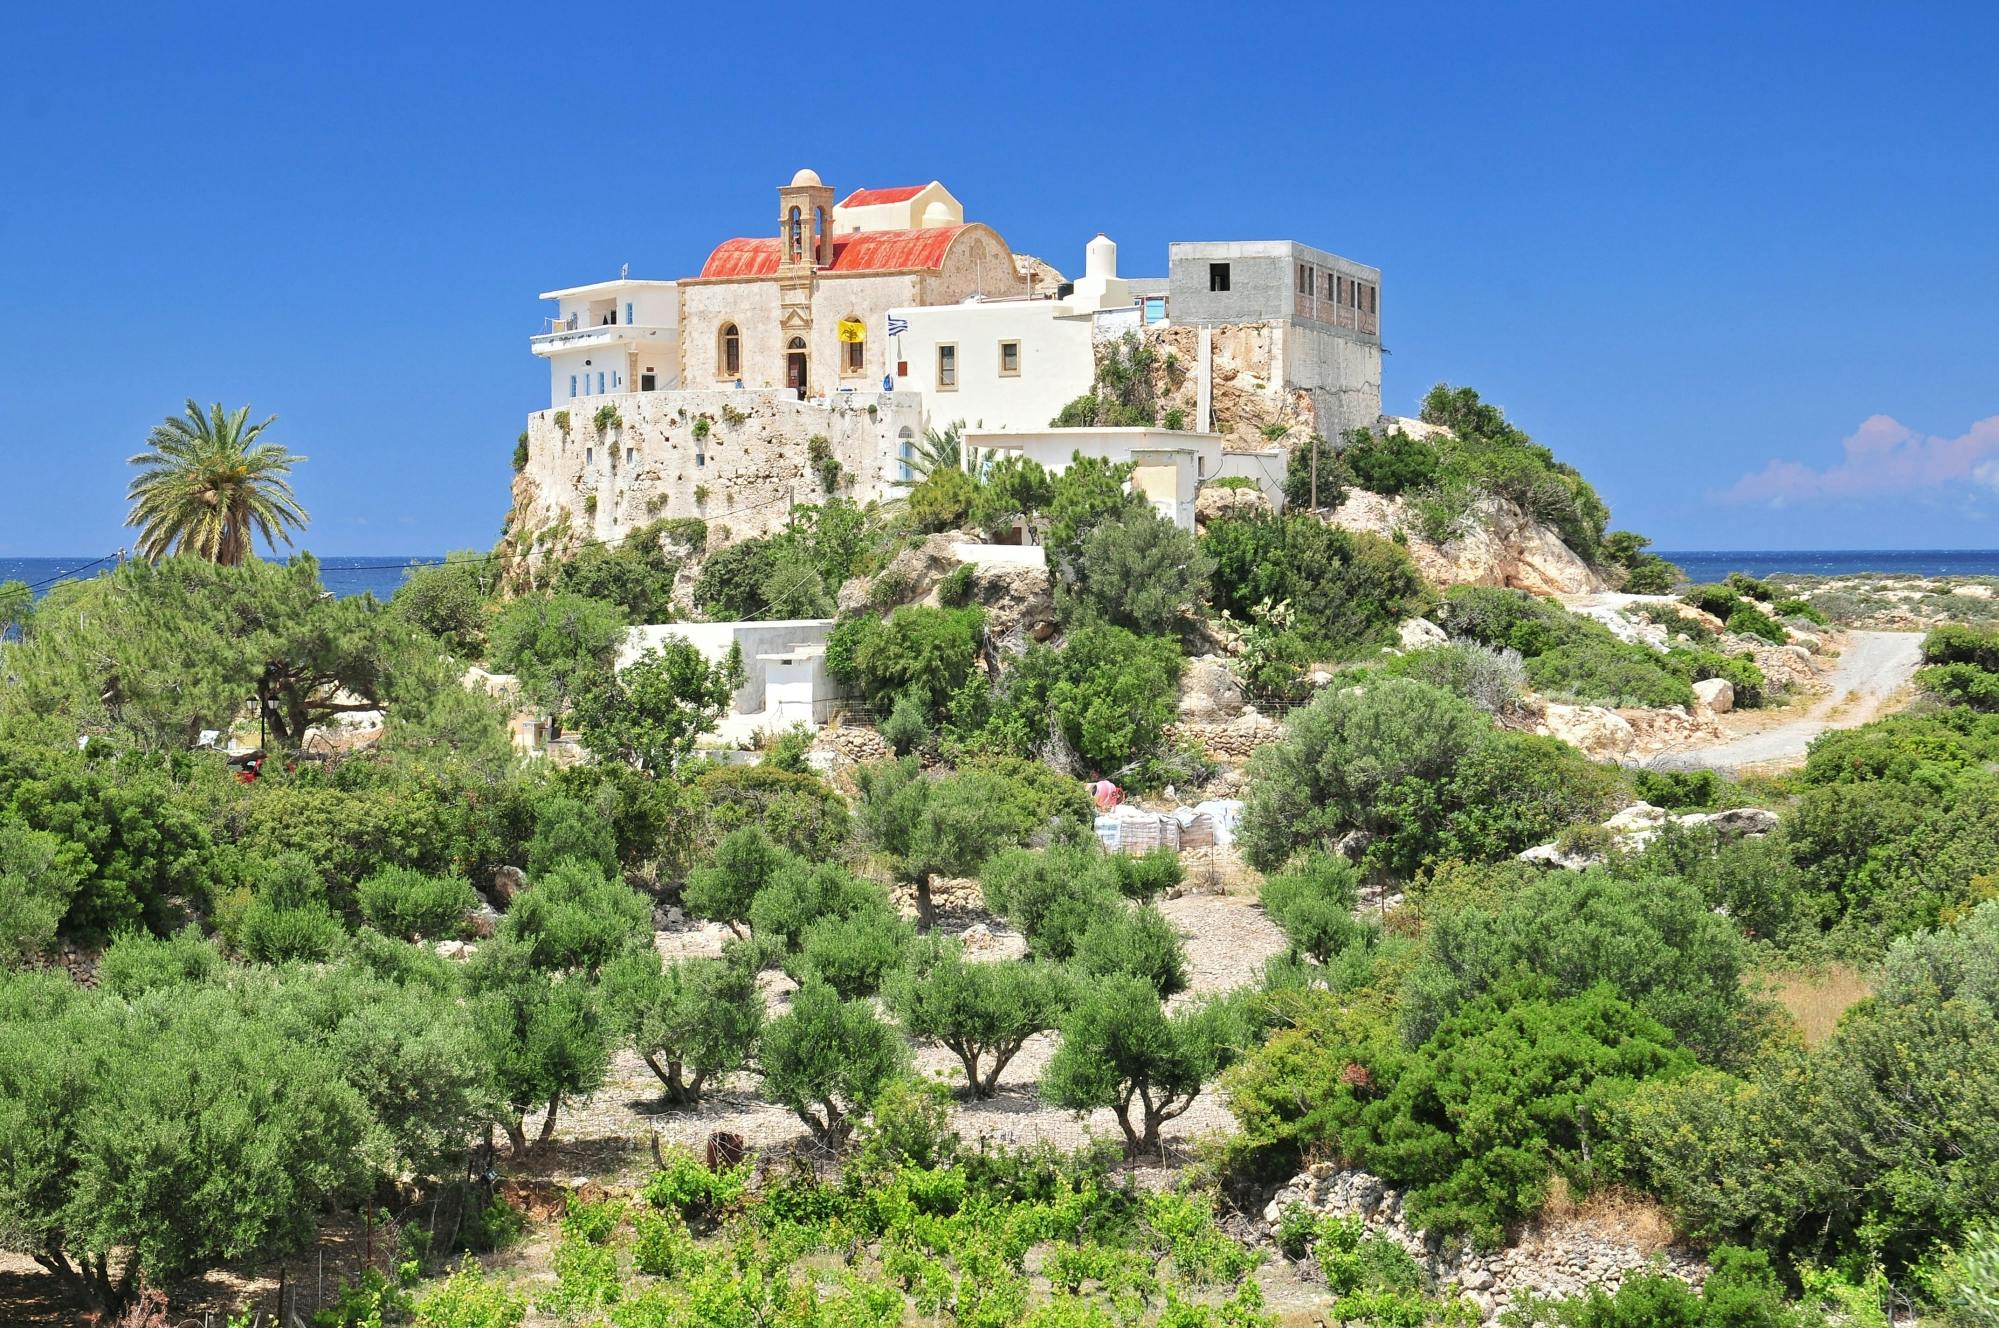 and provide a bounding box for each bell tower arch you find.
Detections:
[776,168,834,395]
